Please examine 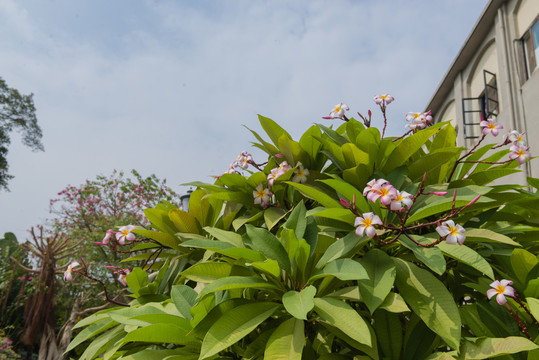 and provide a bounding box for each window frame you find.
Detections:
[522,16,539,80]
